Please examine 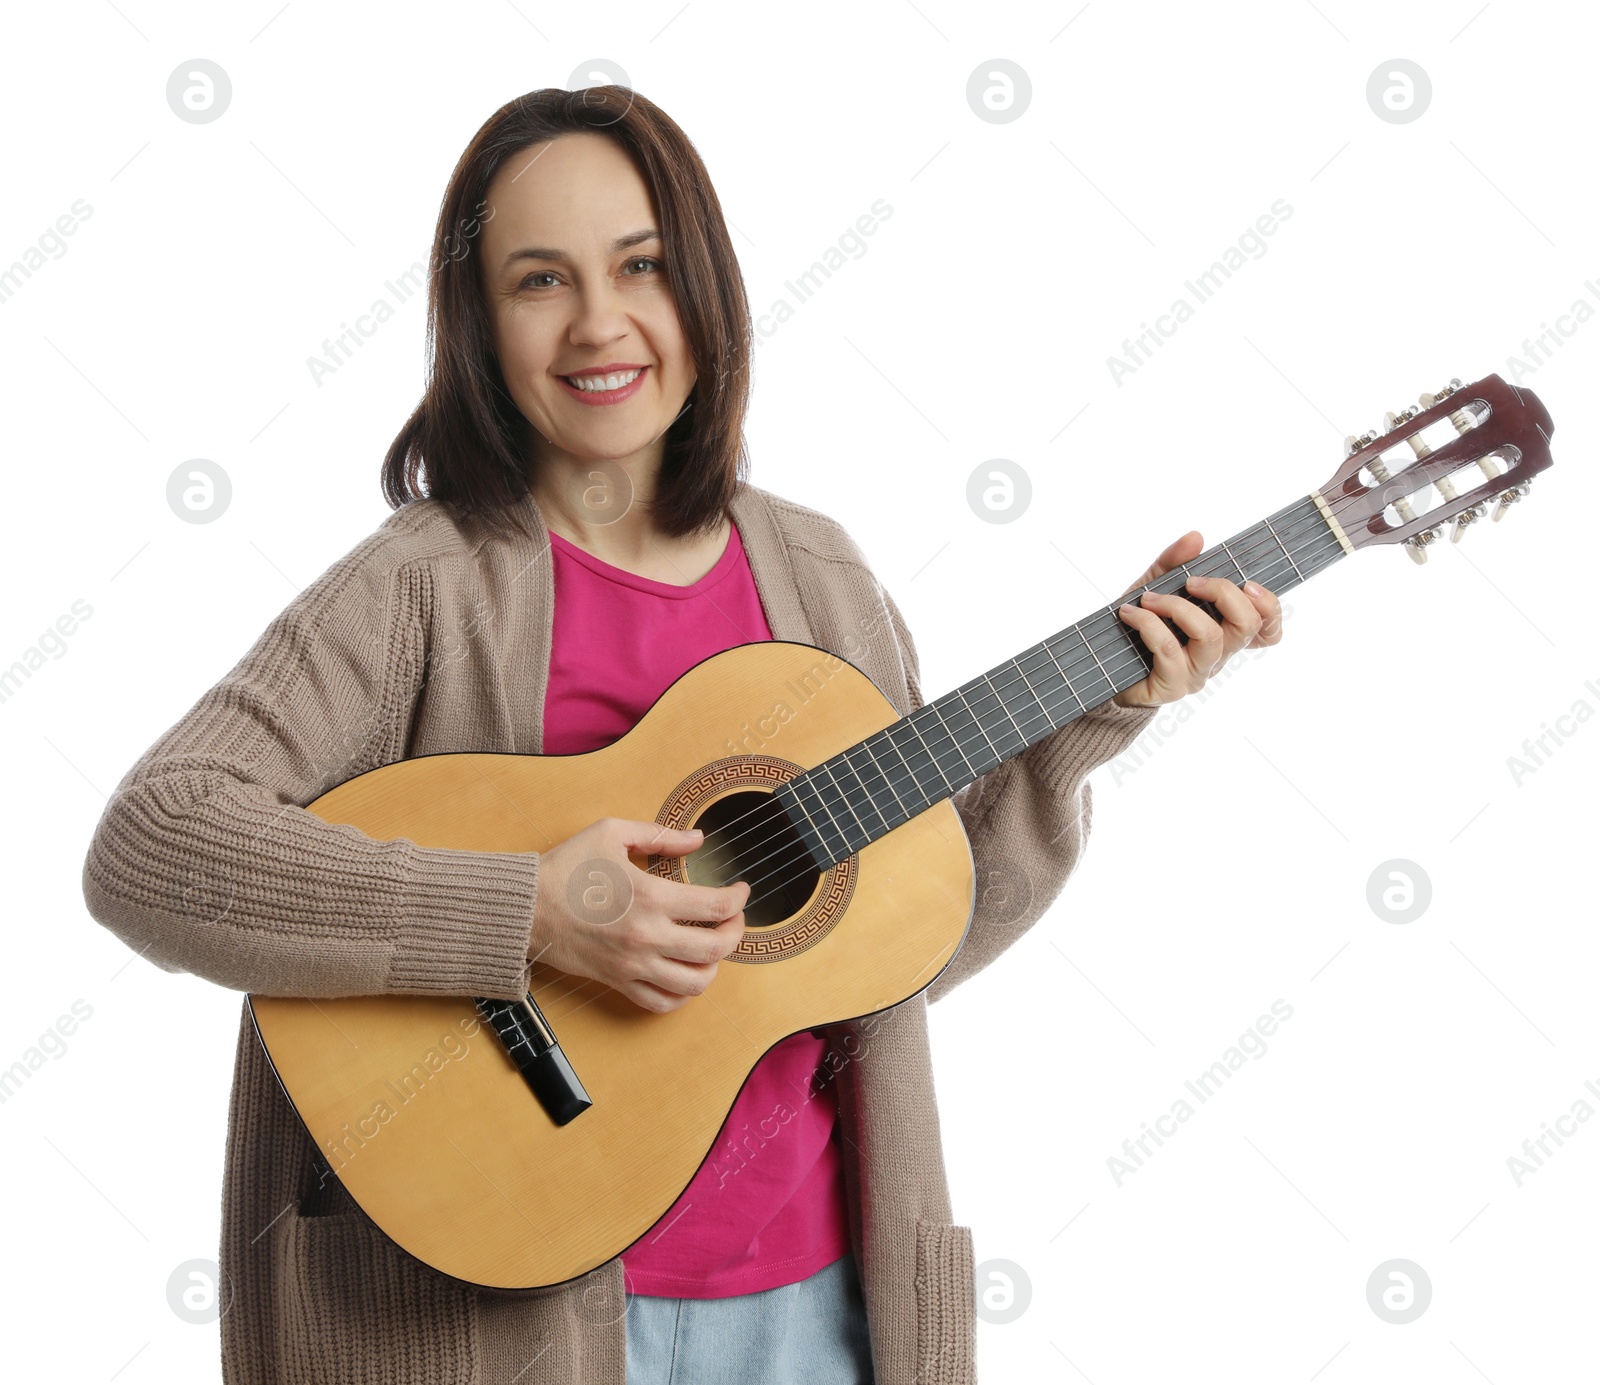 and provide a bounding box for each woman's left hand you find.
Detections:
[1110,529,1283,709]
